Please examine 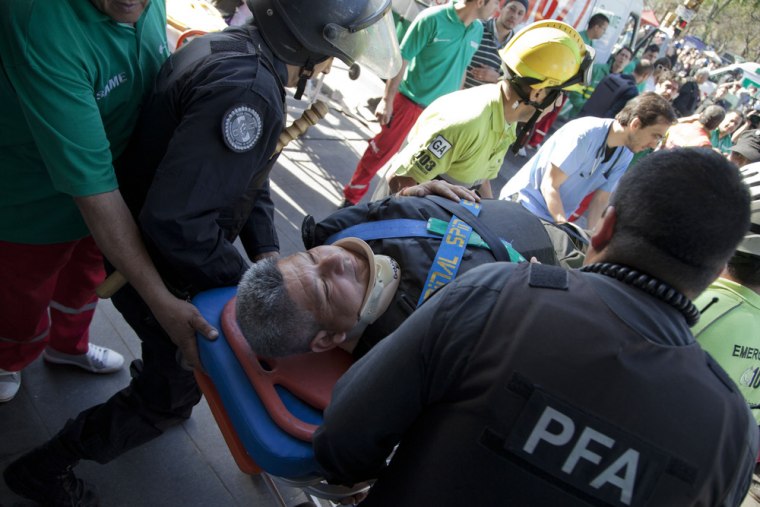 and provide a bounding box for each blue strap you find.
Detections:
[418,200,481,305]
[459,199,482,216]
[427,196,510,263]
[325,219,436,244]
[323,199,509,306]
[325,201,483,245]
